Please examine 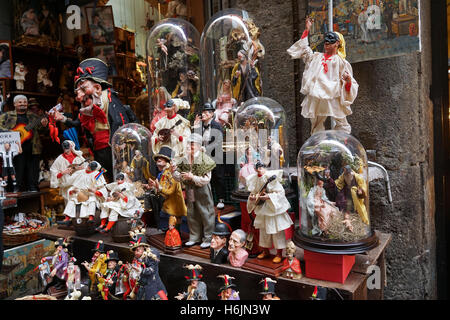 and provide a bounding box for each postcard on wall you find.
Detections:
[307,0,420,63]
